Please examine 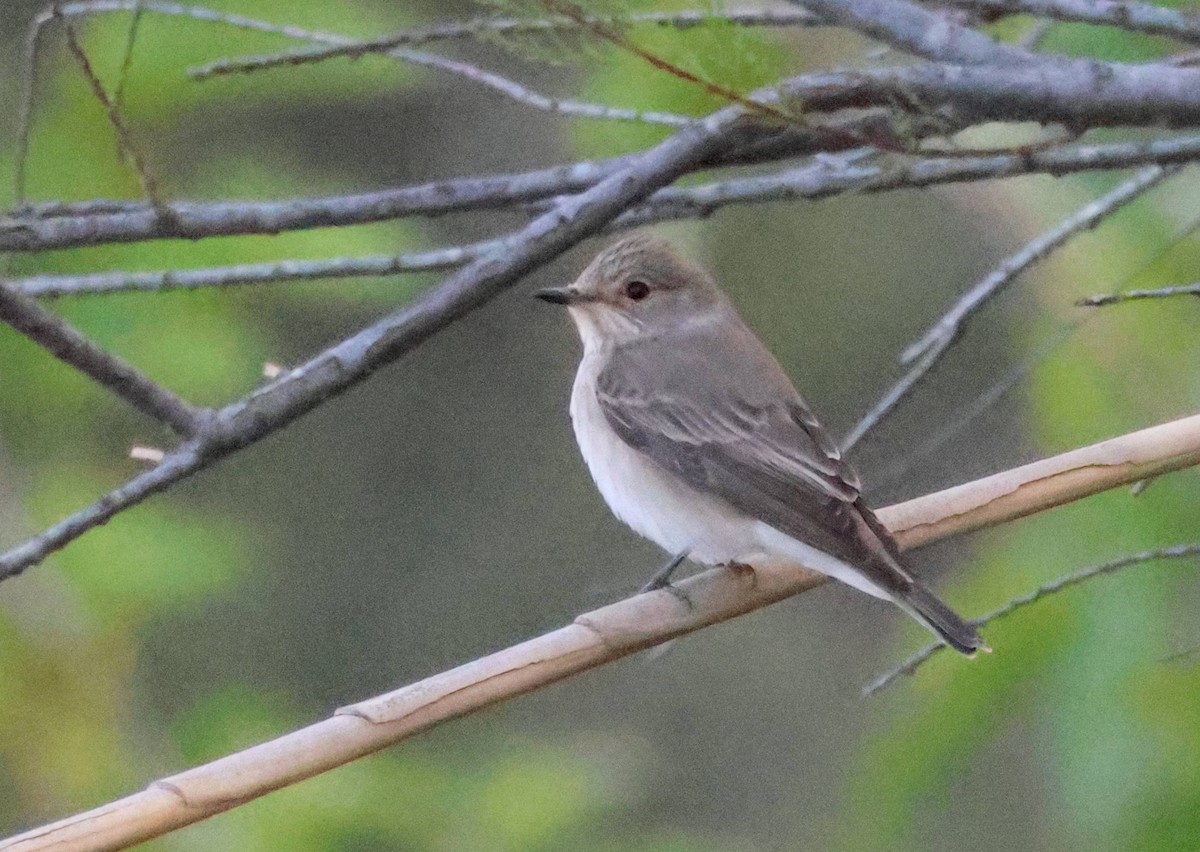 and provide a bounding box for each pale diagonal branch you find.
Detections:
[840,164,1177,452]
[863,542,1200,698]
[7,412,1200,851]
[0,286,205,436]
